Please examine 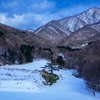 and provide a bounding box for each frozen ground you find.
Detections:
[0,59,100,100]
